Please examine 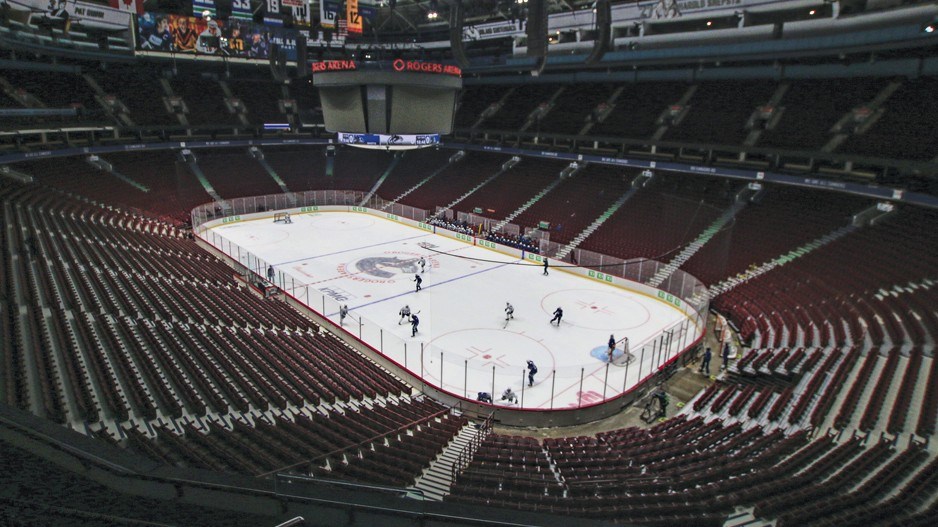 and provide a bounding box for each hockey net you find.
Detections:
[273,212,292,223]
[610,336,634,366]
